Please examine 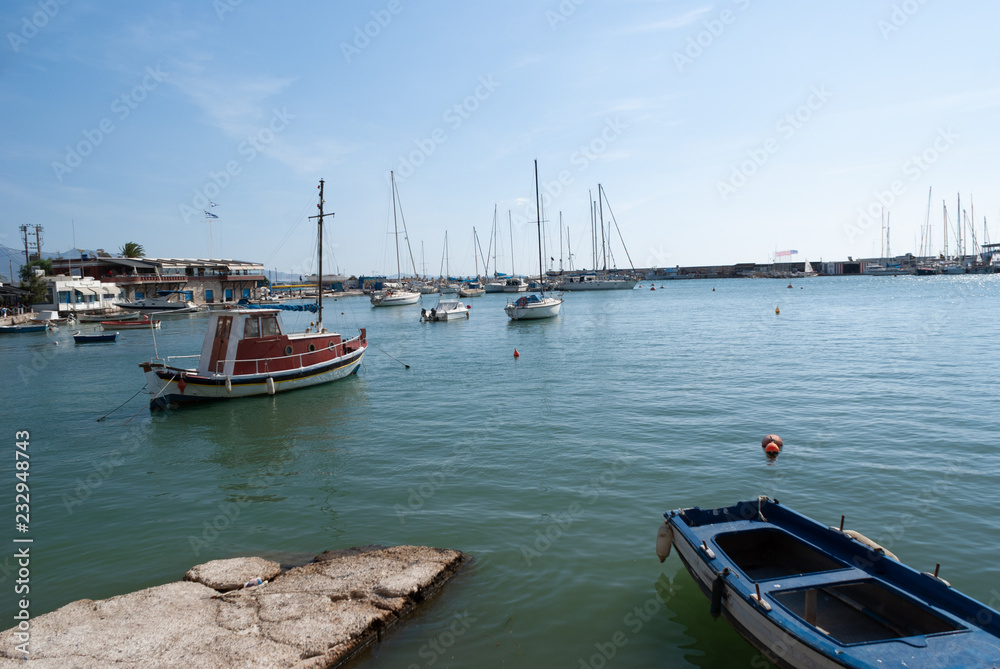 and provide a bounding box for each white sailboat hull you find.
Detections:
[371,291,421,306]
[505,297,562,320]
[557,278,637,291]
